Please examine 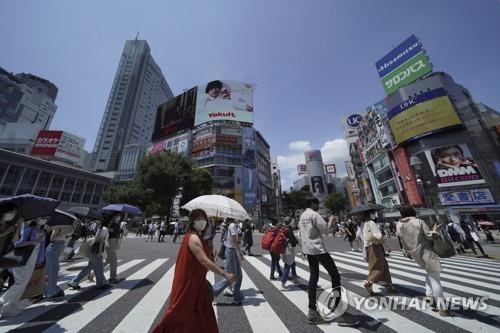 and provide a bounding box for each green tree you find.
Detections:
[325,192,346,215]
[282,189,309,214]
[103,182,143,207]
[180,168,213,206]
